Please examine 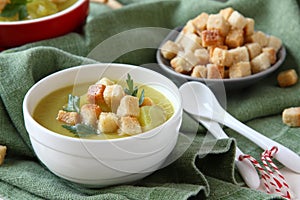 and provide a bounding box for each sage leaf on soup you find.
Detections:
[63,94,80,113]
[62,124,98,138]
[124,74,145,105]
